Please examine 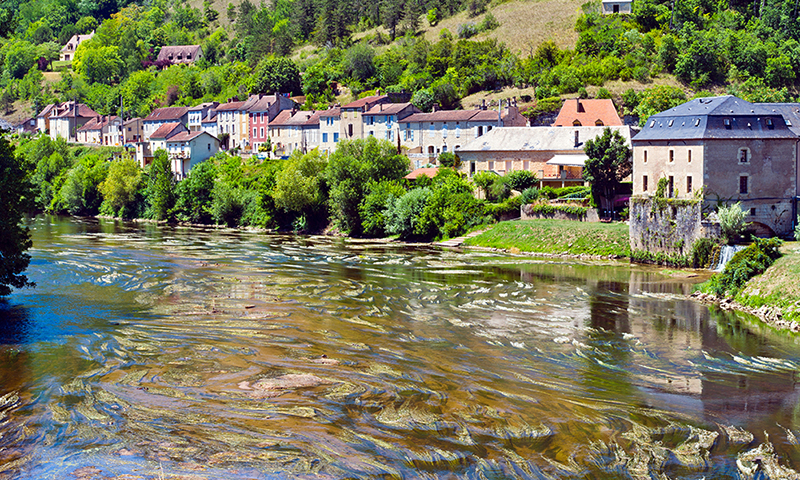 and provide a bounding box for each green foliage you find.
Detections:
[690,237,718,269]
[175,160,217,224]
[416,169,486,240]
[385,186,431,239]
[145,149,176,221]
[99,157,143,218]
[485,195,522,220]
[520,187,540,204]
[273,149,328,228]
[472,171,496,198]
[527,202,588,218]
[325,137,409,236]
[506,170,537,192]
[437,152,460,169]
[252,57,301,95]
[635,86,687,126]
[54,153,109,215]
[0,136,35,295]
[426,8,439,26]
[582,127,632,213]
[718,202,749,245]
[359,180,406,237]
[703,238,783,298]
